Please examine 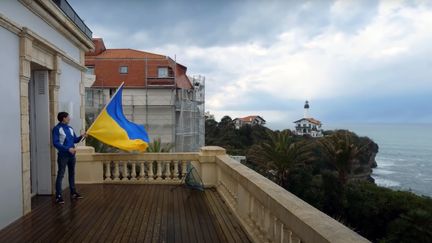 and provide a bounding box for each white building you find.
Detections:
[233,115,266,129]
[0,0,93,230]
[294,101,323,137]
